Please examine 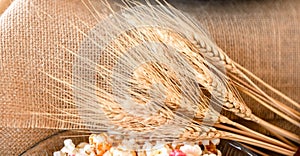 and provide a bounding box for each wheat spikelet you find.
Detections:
[29,0,299,155]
